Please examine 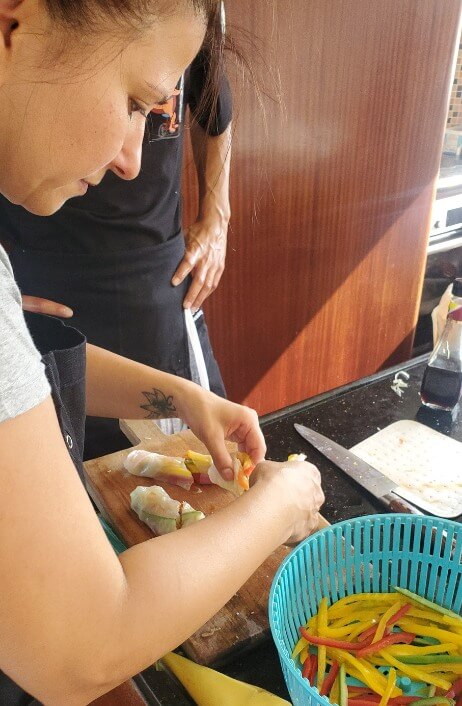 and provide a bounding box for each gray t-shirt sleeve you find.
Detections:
[0,246,51,422]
